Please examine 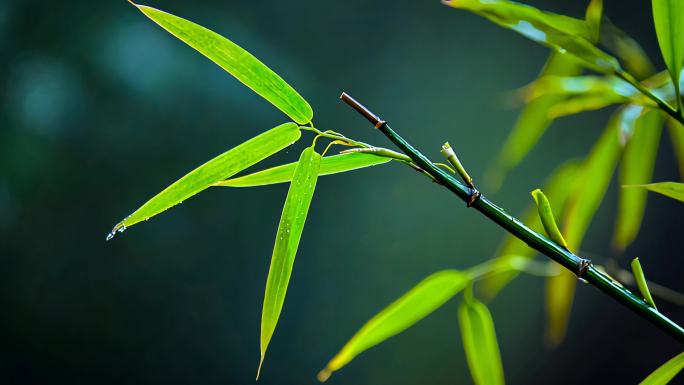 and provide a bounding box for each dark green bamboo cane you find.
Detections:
[340,92,684,344]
